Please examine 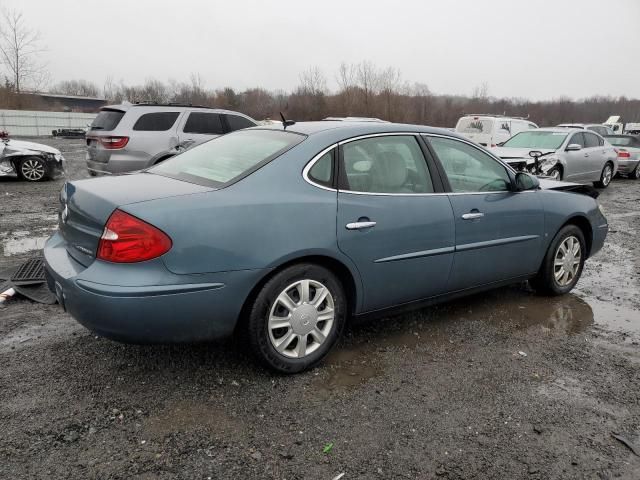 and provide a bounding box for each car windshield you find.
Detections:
[456,118,493,134]
[605,136,632,147]
[502,131,567,150]
[150,129,304,187]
